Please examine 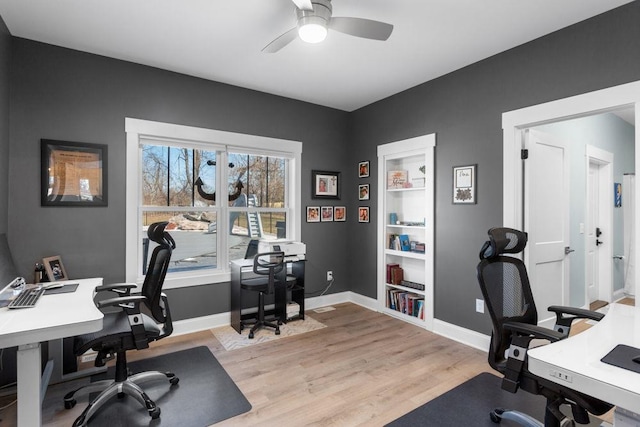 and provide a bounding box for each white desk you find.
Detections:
[528,303,640,417]
[0,277,104,426]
